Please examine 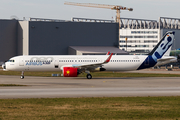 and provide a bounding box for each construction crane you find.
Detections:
[64,2,133,28]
